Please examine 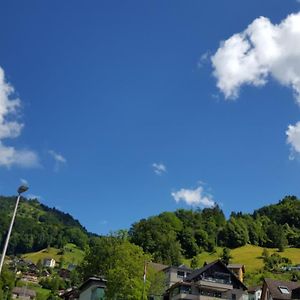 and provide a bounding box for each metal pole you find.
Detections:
[0,193,21,275]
